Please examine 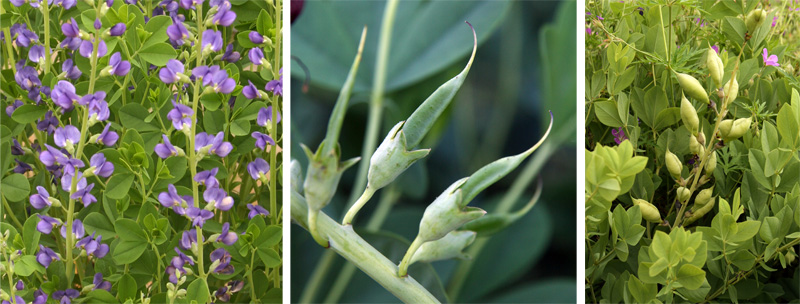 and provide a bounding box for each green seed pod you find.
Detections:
[676,72,709,104]
[697,130,706,146]
[367,121,431,191]
[707,47,724,88]
[677,186,692,202]
[681,93,700,135]
[689,135,704,155]
[684,196,715,226]
[410,230,476,264]
[705,151,717,176]
[632,199,661,223]
[417,178,486,243]
[718,119,733,139]
[722,78,739,107]
[723,117,751,142]
[745,9,767,33]
[290,159,303,194]
[665,149,683,179]
[693,187,715,209]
